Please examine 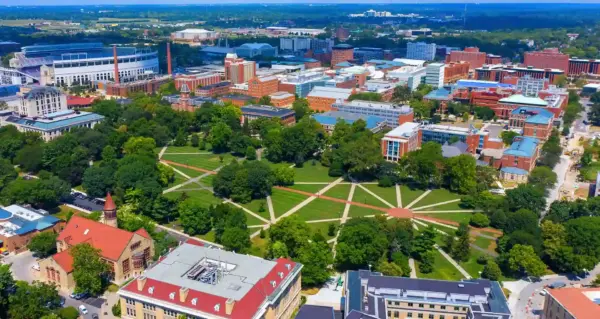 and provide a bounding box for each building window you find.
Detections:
[428,315,434,319]
[164,309,177,317]
[429,304,434,309]
[454,307,459,311]
[122,259,130,274]
[143,247,151,261]
[388,311,392,317]
[143,303,156,310]
[418,304,424,308]
[130,241,141,250]
[441,306,446,310]
[407,314,412,318]
[417,314,423,319]
[126,308,136,316]
[440,316,445,319]
[408,303,414,307]
[126,298,135,305]
[143,314,156,319]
